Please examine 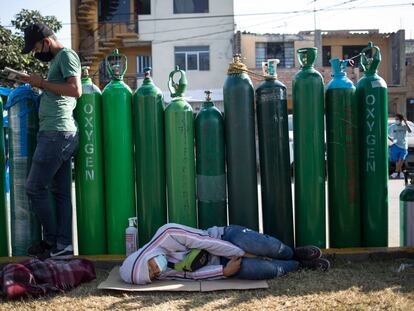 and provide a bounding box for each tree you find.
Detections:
[11,9,62,33]
[0,9,62,87]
